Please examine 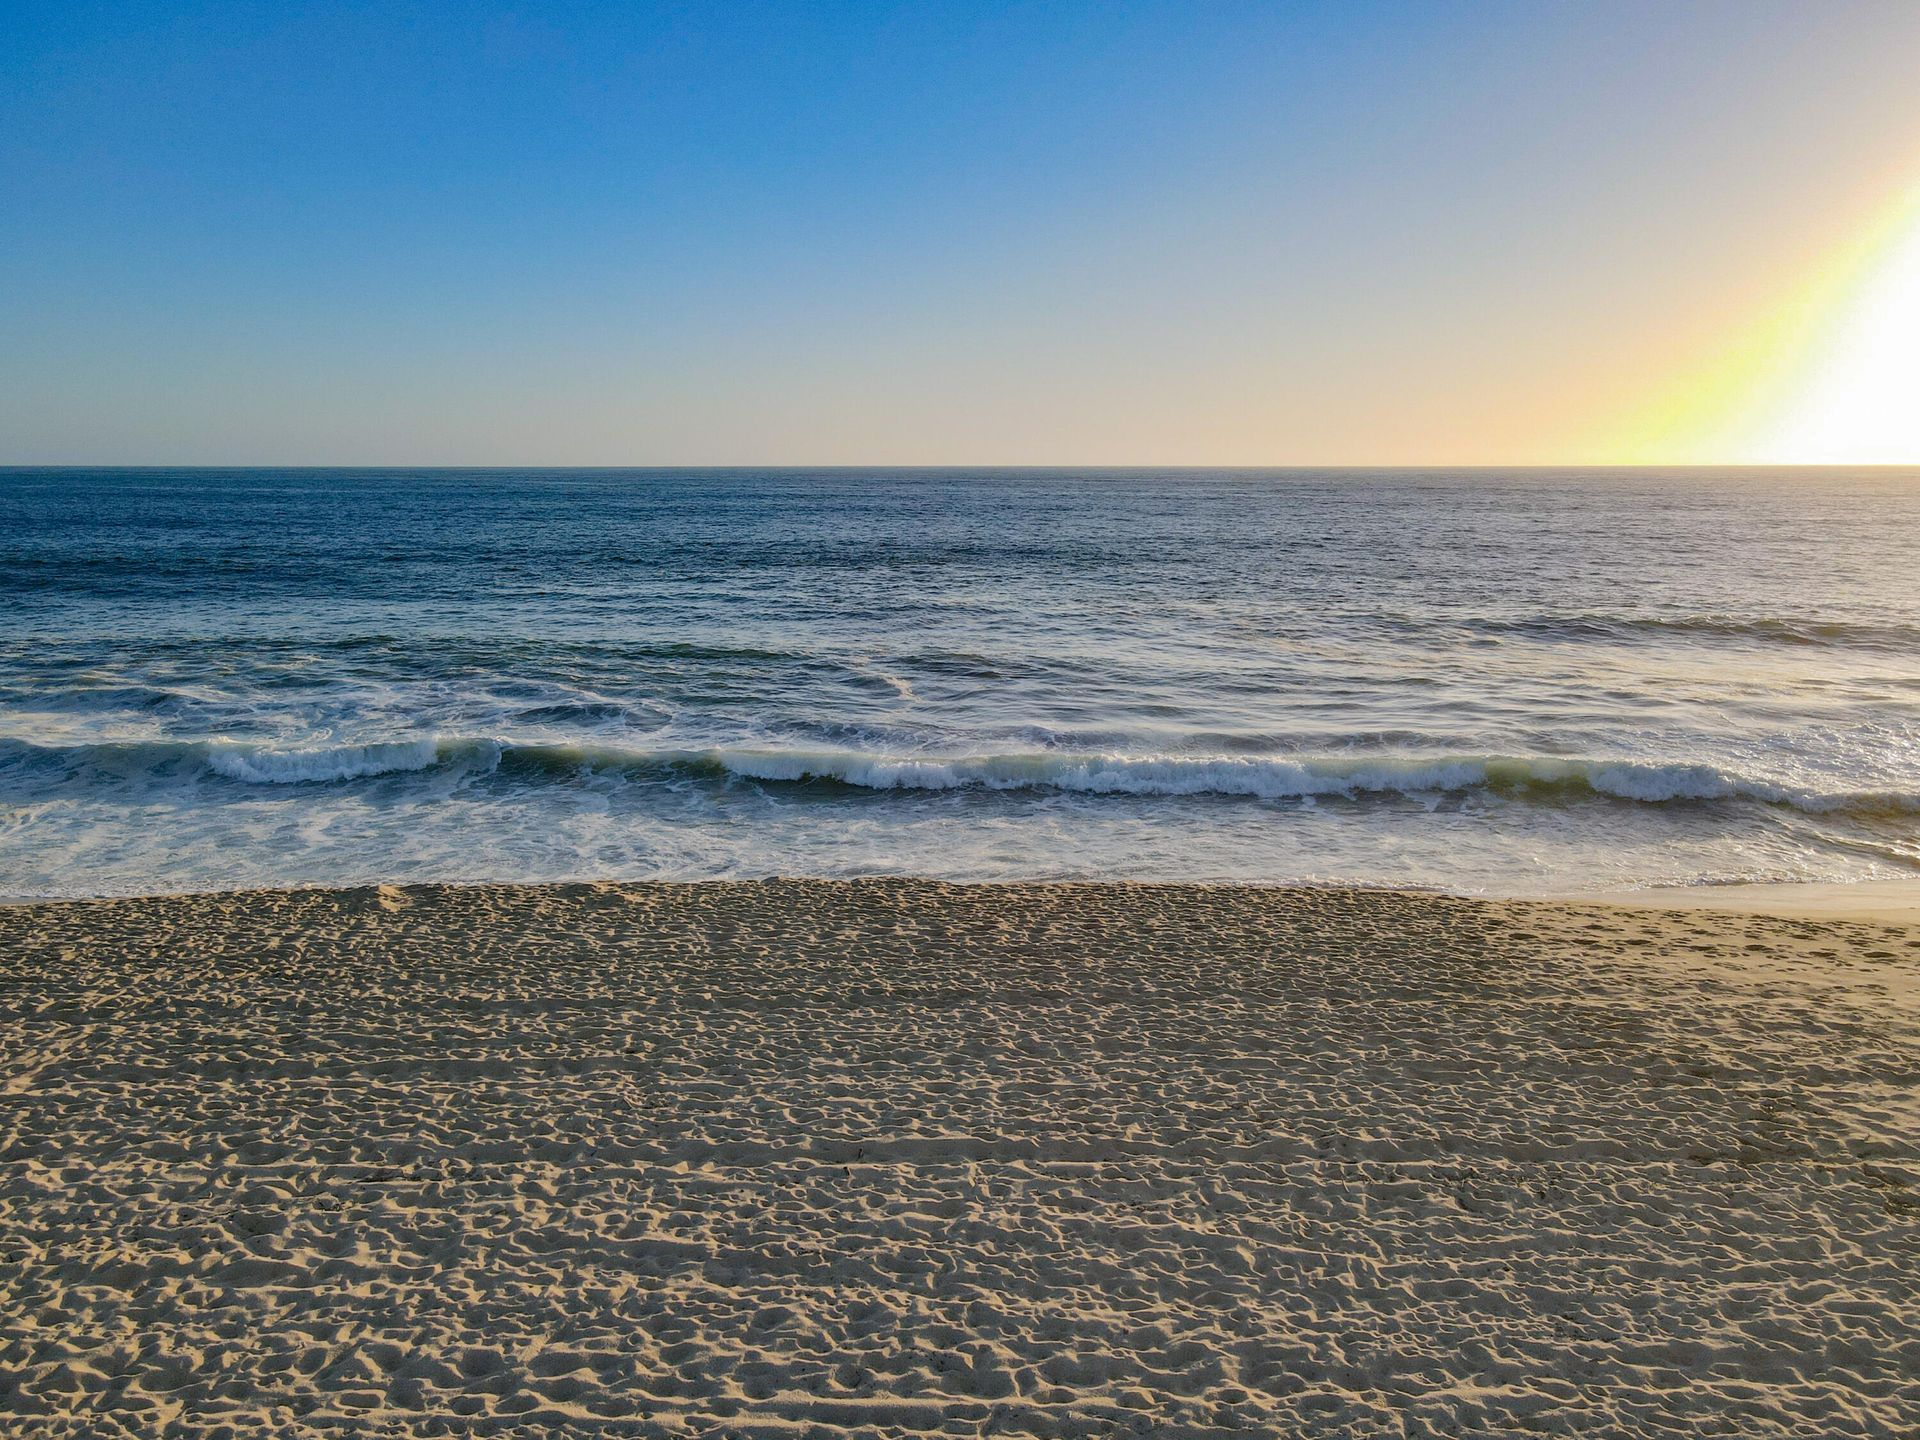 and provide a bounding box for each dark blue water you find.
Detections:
[4,467,1918,897]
